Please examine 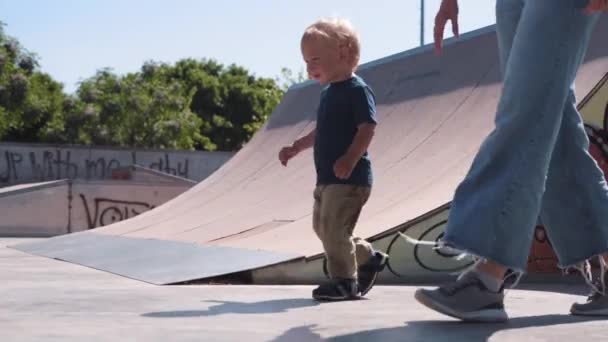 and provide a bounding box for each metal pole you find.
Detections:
[420,0,425,46]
